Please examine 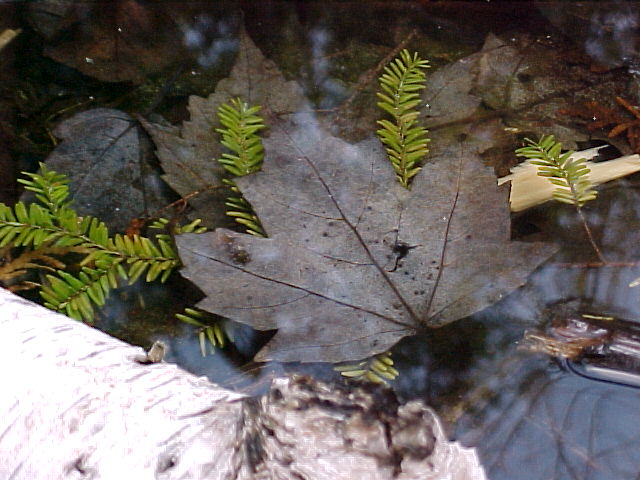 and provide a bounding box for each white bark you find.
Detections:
[0,288,485,479]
